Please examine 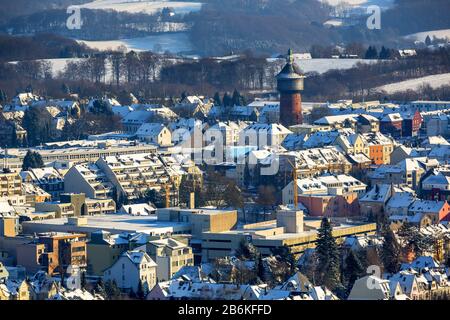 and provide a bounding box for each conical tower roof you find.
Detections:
[277,49,304,80]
